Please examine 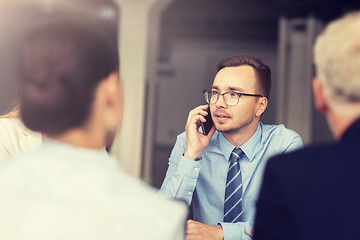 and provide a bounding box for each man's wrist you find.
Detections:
[183,152,202,161]
[215,224,224,240]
